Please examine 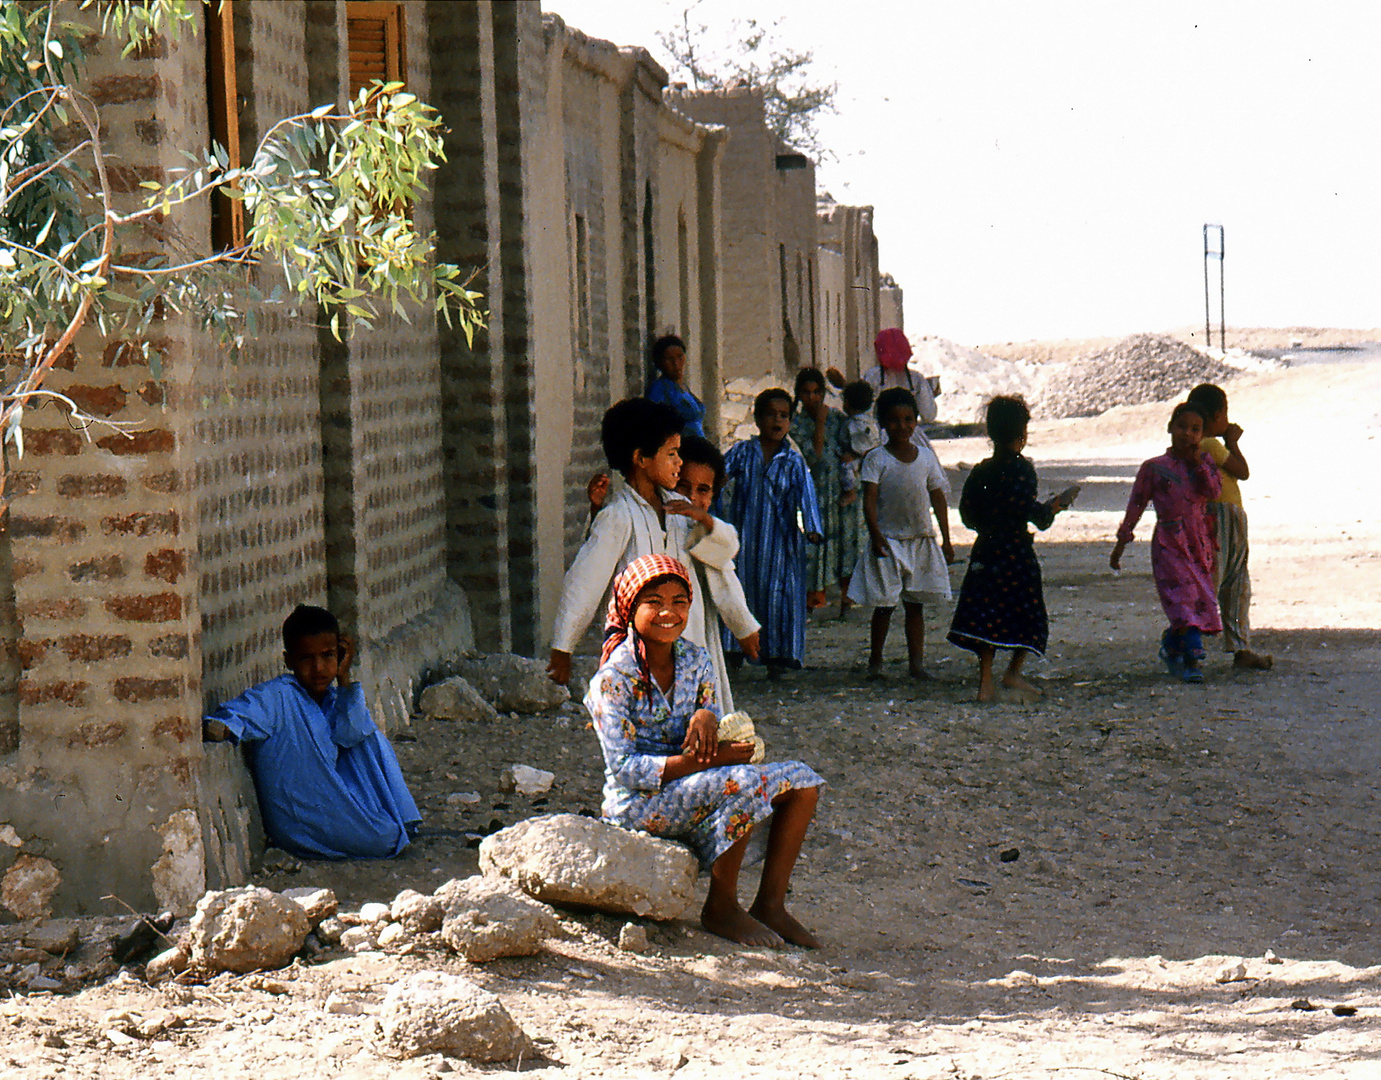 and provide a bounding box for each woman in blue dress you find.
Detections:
[644,334,706,437]
[789,367,849,611]
[720,389,823,677]
[586,553,824,947]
